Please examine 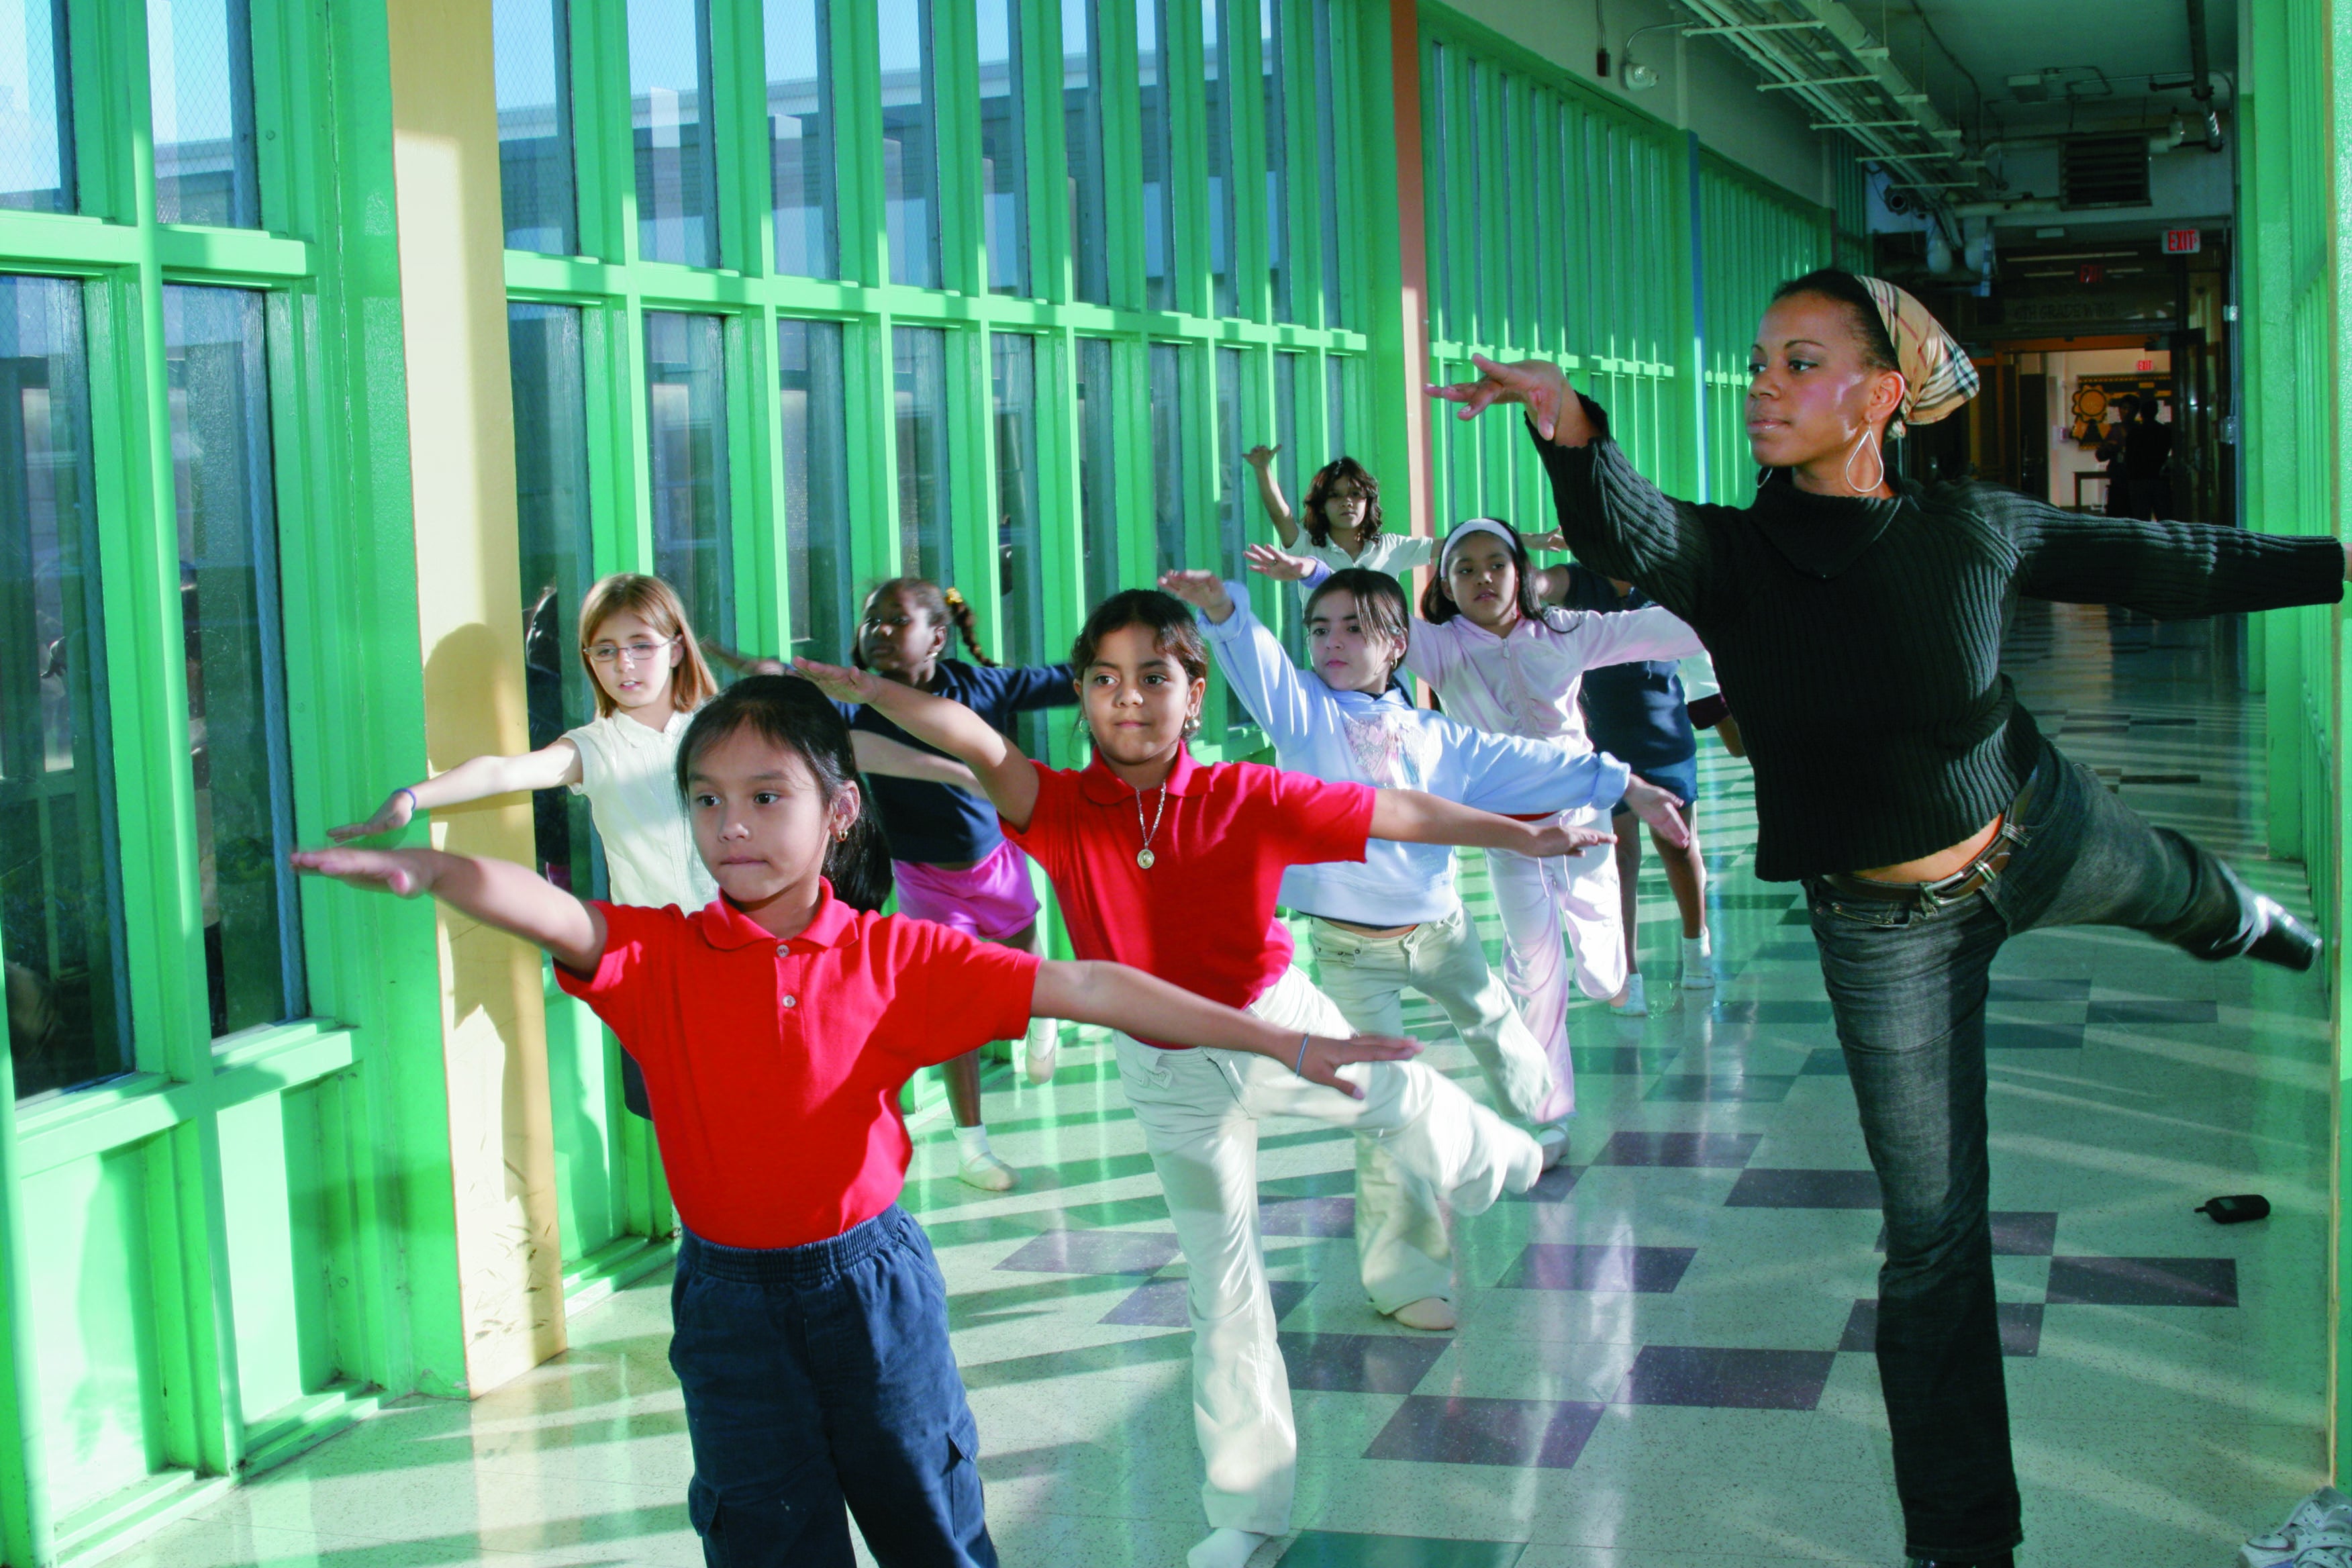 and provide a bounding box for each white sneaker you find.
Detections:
[2244,1488,2352,1567]
[1610,974,1647,1016]
[958,1152,1018,1192]
[1388,1296,1458,1331]
[1681,932,1716,989]
[1535,1122,1573,1169]
[1022,1018,1059,1085]
[2286,1538,2352,1568]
